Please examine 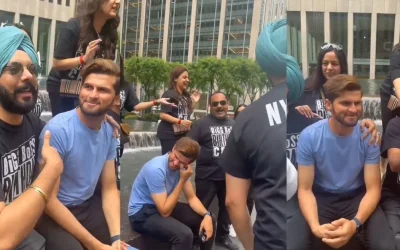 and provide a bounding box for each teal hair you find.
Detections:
[255,19,304,103]
[0,26,38,73]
